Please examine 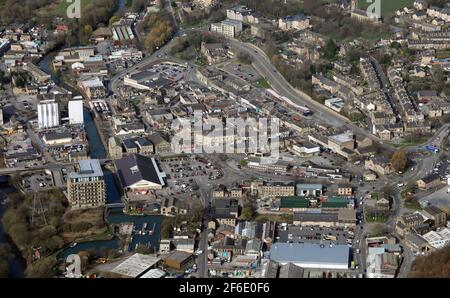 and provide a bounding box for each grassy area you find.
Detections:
[61,208,106,242]
[401,135,429,146]
[53,0,94,16]
[359,30,390,41]
[179,18,207,30]
[371,192,380,200]
[253,77,271,89]
[357,0,415,18]
[404,201,422,210]
[77,225,114,243]
[386,134,429,148]
[255,213,293,224]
